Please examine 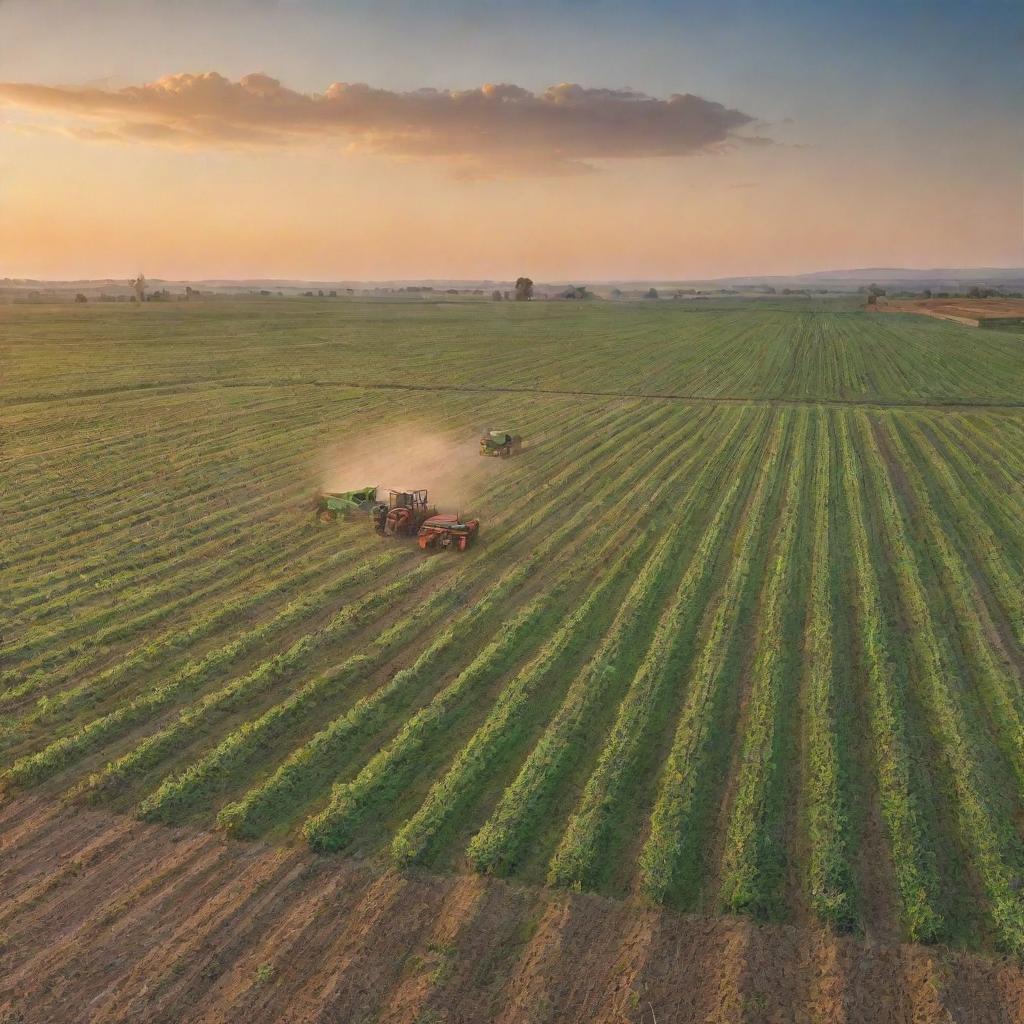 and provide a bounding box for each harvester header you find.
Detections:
[418,513,480,551]
[315,486,378,521]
